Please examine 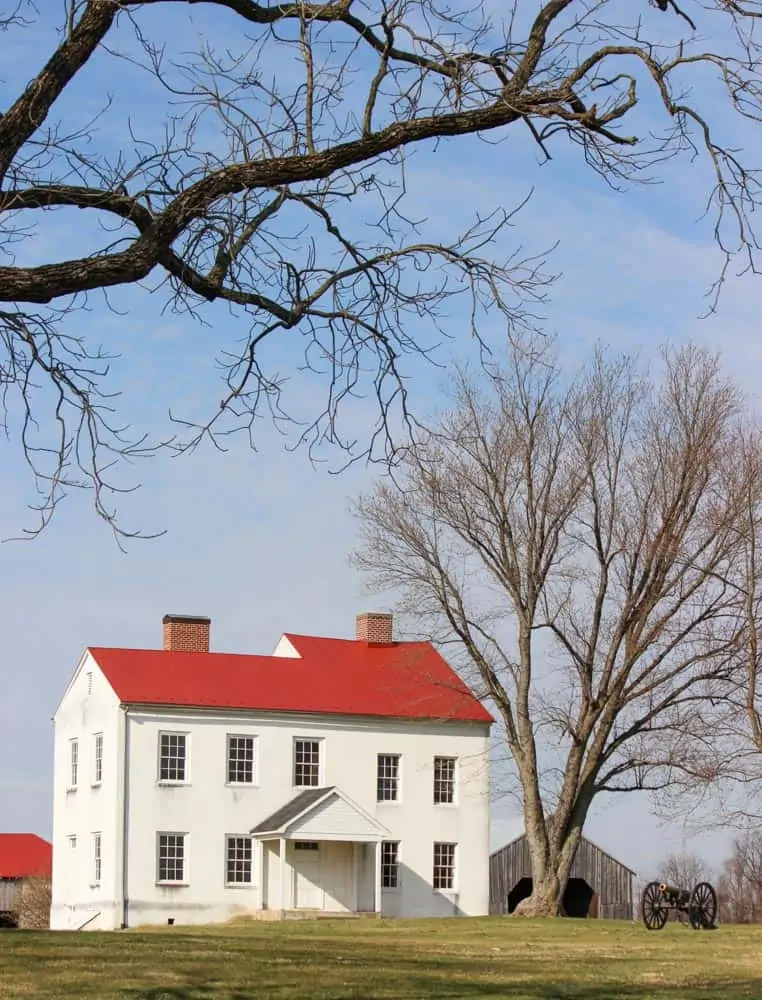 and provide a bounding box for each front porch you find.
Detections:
[251,787,389,917]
